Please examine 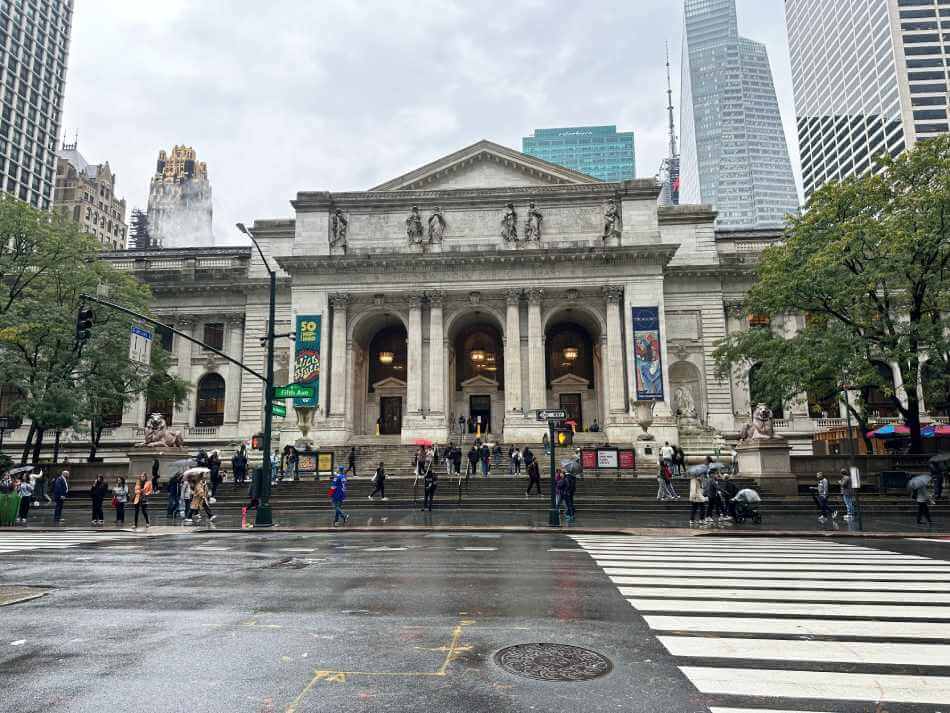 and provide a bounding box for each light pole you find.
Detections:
[237,222,276,527]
